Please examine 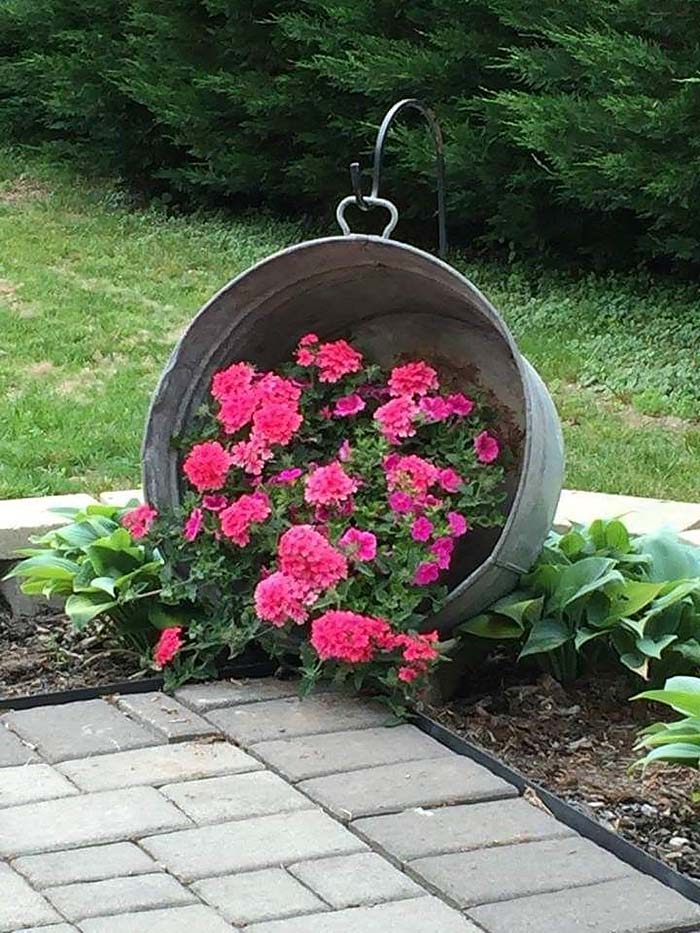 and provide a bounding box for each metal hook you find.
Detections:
[347,98,448,257]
